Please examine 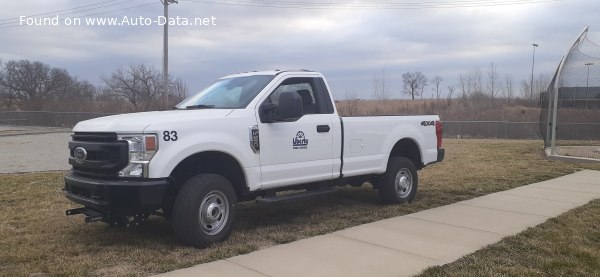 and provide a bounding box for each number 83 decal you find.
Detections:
[163,131,178,141]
